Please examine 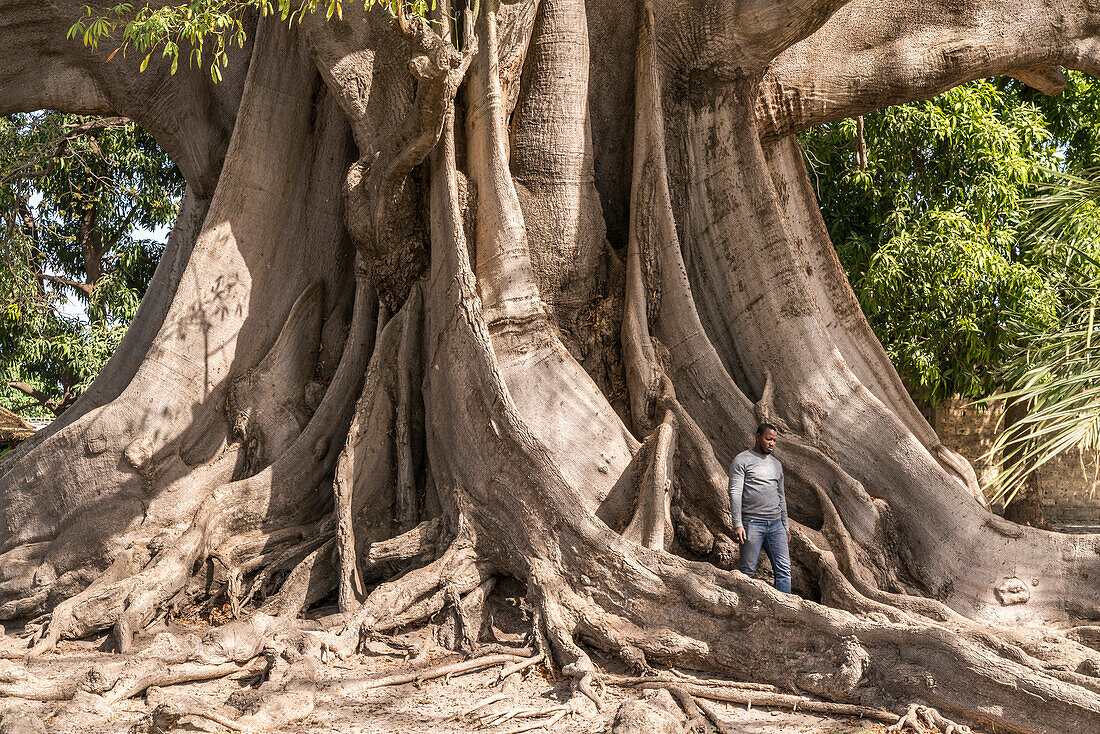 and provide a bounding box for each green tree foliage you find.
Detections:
[0,113,183,418]
[69,0,437,83]
[801,74,1100,408]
